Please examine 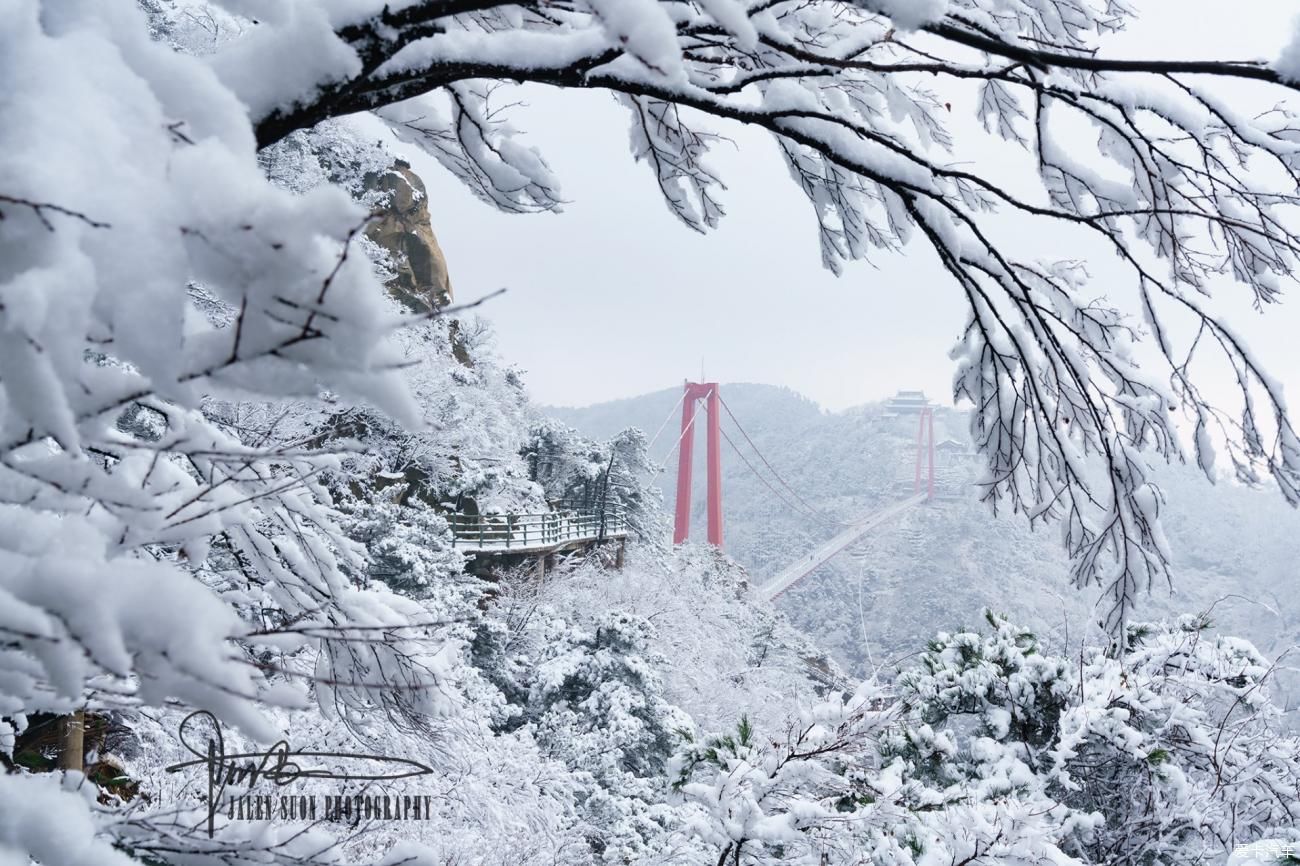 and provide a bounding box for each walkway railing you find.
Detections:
[448,508,628,552]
